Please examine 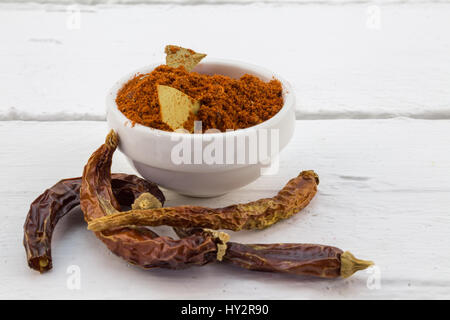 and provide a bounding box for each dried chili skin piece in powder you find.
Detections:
[23,174,165,273]
[165,45,206,72]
